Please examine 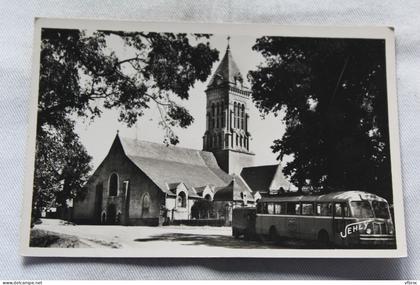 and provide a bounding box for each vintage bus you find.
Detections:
[233,191,396,248]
